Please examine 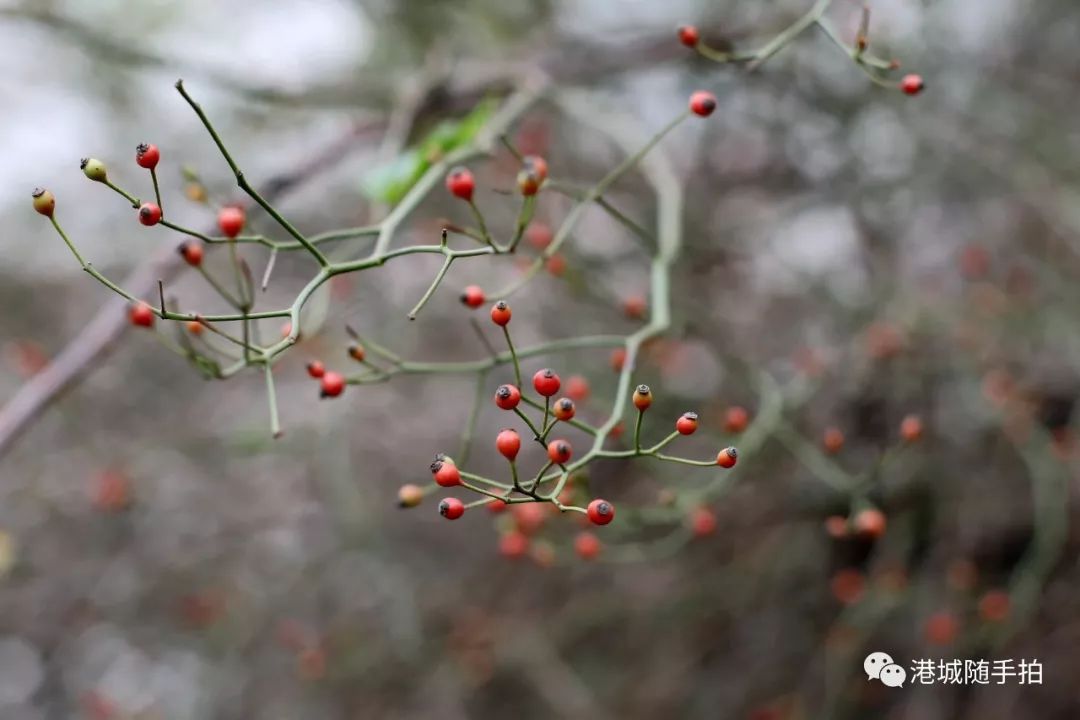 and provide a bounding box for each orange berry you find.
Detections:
[978,590,1010,622]
[574,531,602,560]
[397,484,424,508]
[831,569,865,605]
[900,414,923,442]
[824,515,848,539]
[610,347,627,372]
[924,611,959,646]
[854,508,886,539]
[690,507,717,537]
[724,406,749,433]
[716,447,738,468]
[823,427,845,454]
[499,531,529,559]
[622,295,647,319]
[632,384,652,411]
